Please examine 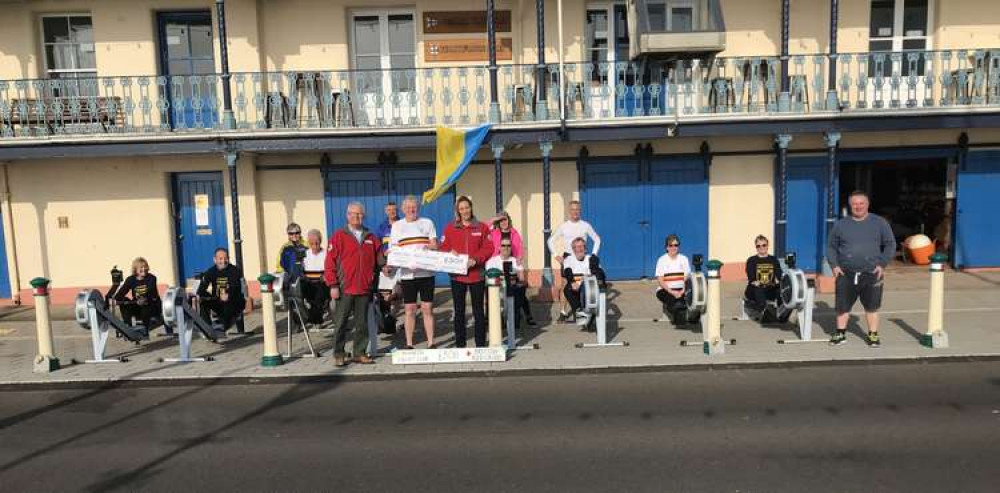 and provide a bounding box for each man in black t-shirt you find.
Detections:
[197,248,246,332]
[744,235,782,313]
